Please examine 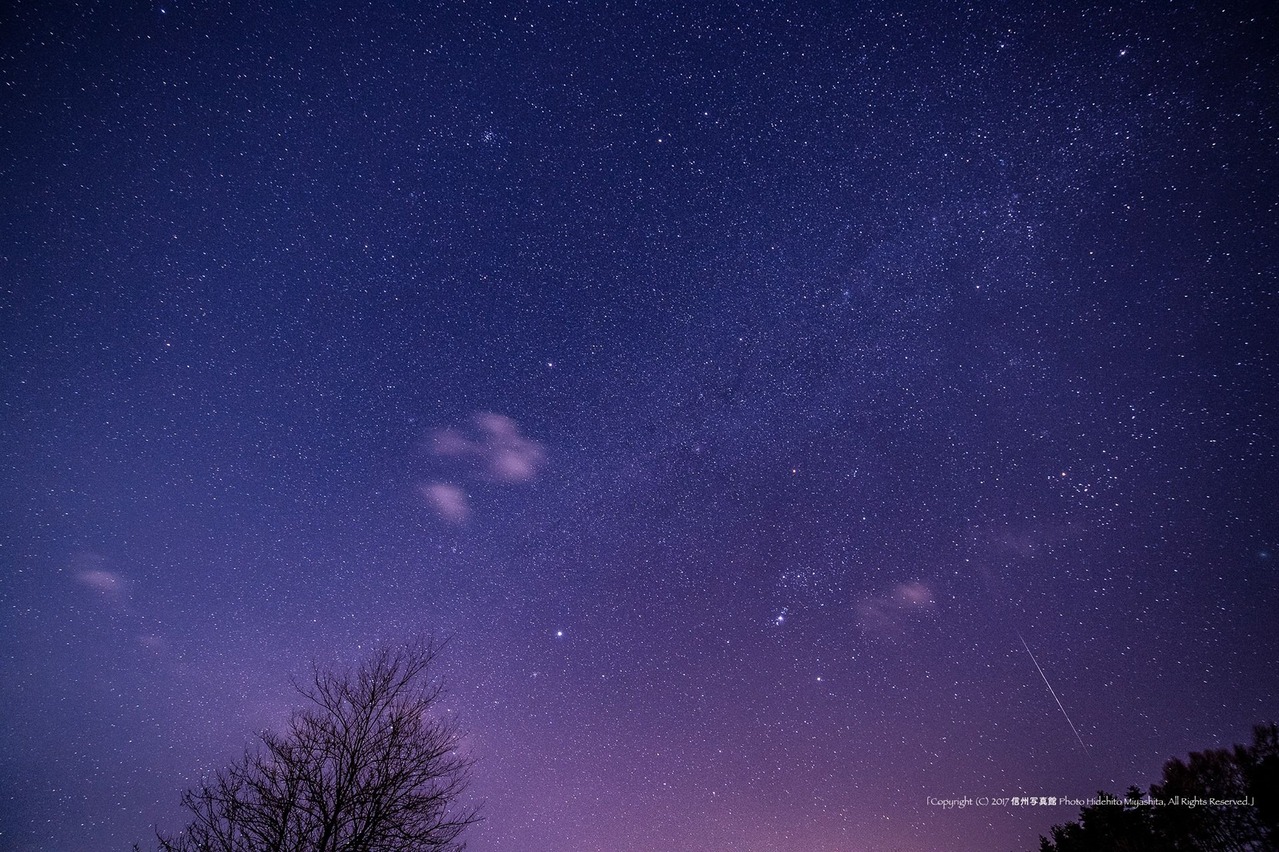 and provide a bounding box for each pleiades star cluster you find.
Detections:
[2,1,1276,849]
